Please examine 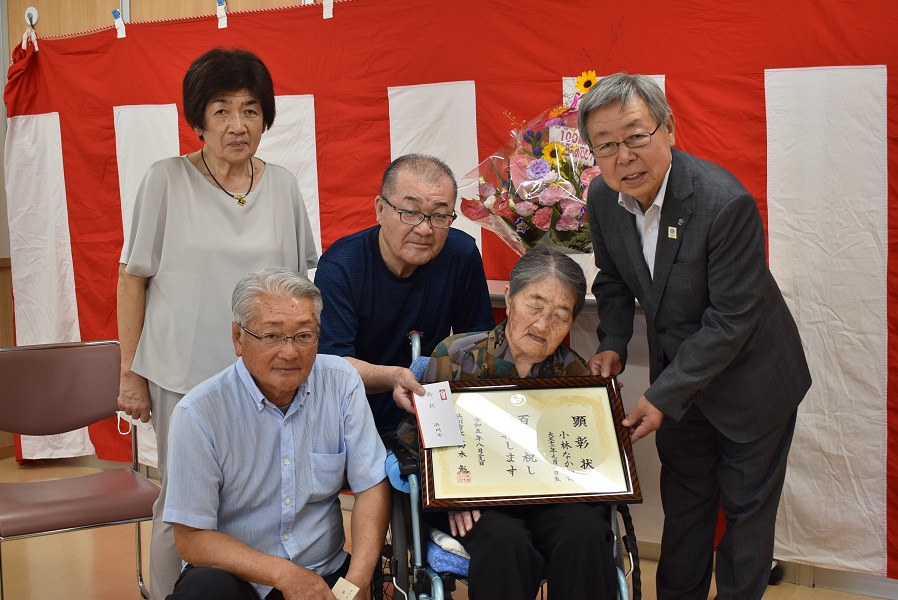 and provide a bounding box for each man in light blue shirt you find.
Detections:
[163,267,389,600]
